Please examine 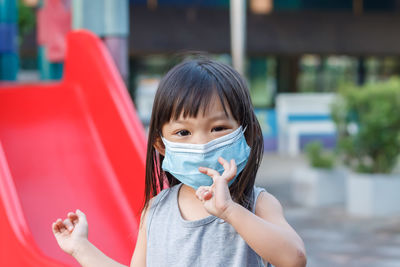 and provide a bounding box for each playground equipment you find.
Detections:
[0,30,146,266]
[276,93,337,156]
